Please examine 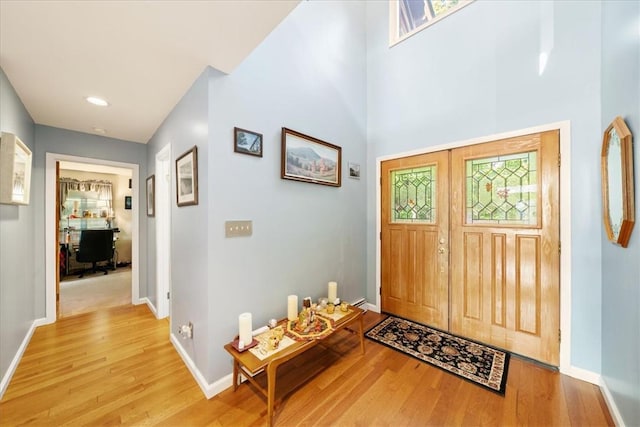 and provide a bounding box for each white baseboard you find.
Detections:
[169,333,232,399]
[559,365,626,425]
[561,364,601,385]
[600,376,626,427]
[363,302,379,313]
[351,297,366,307]
[0,316,47,399]
[139,297,158,318]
